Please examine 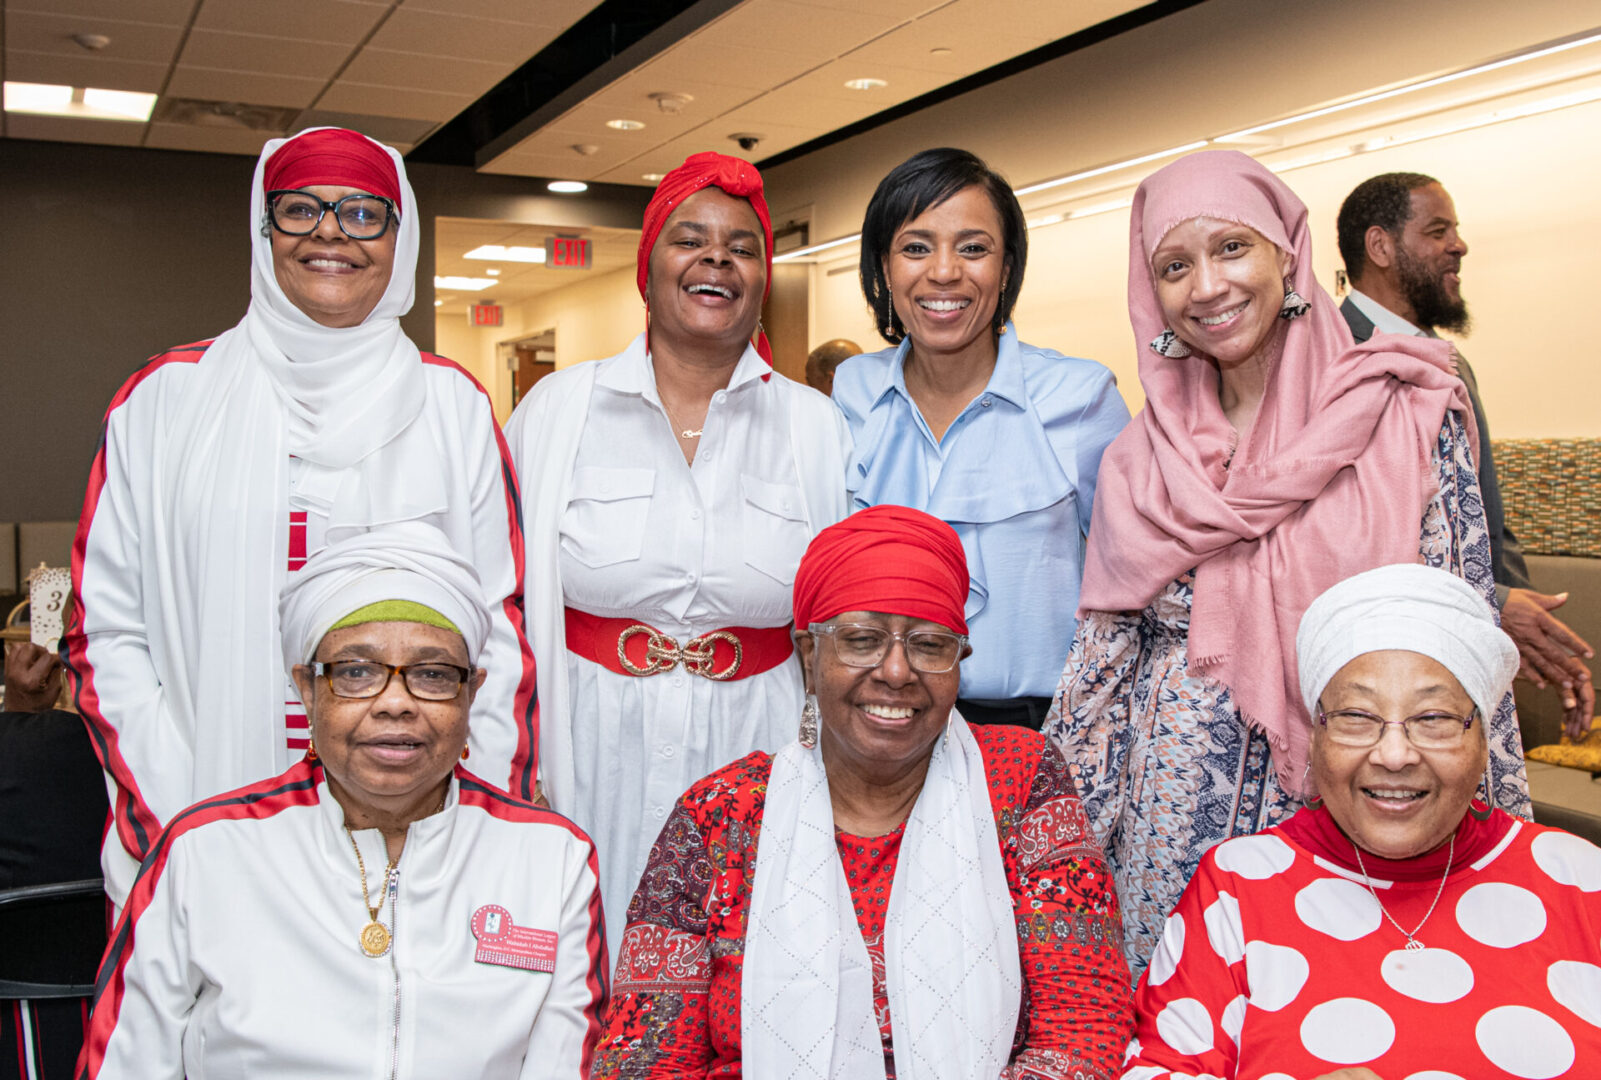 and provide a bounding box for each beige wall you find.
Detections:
[433,265,642,422]
[765,0,1600,437]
